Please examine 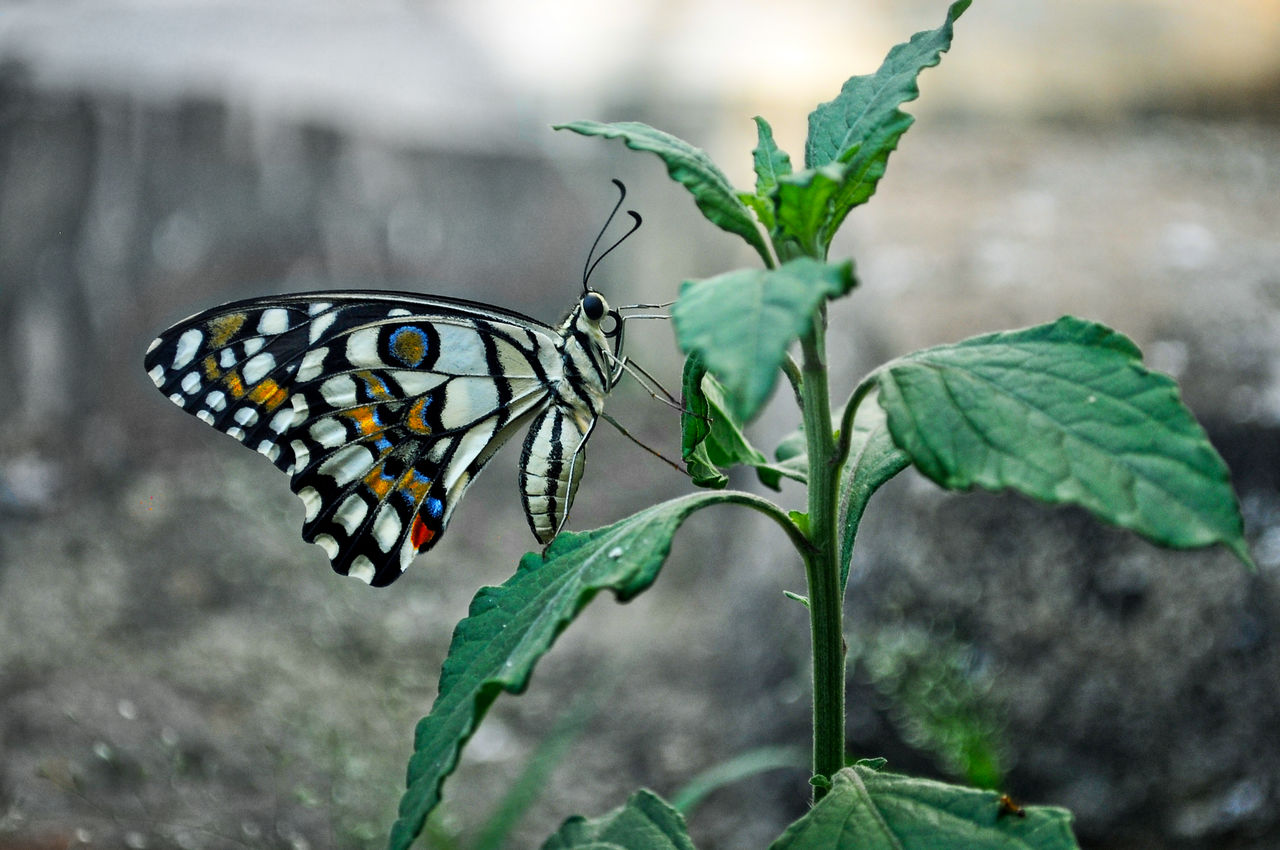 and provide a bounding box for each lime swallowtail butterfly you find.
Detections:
[144,186,640,587]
